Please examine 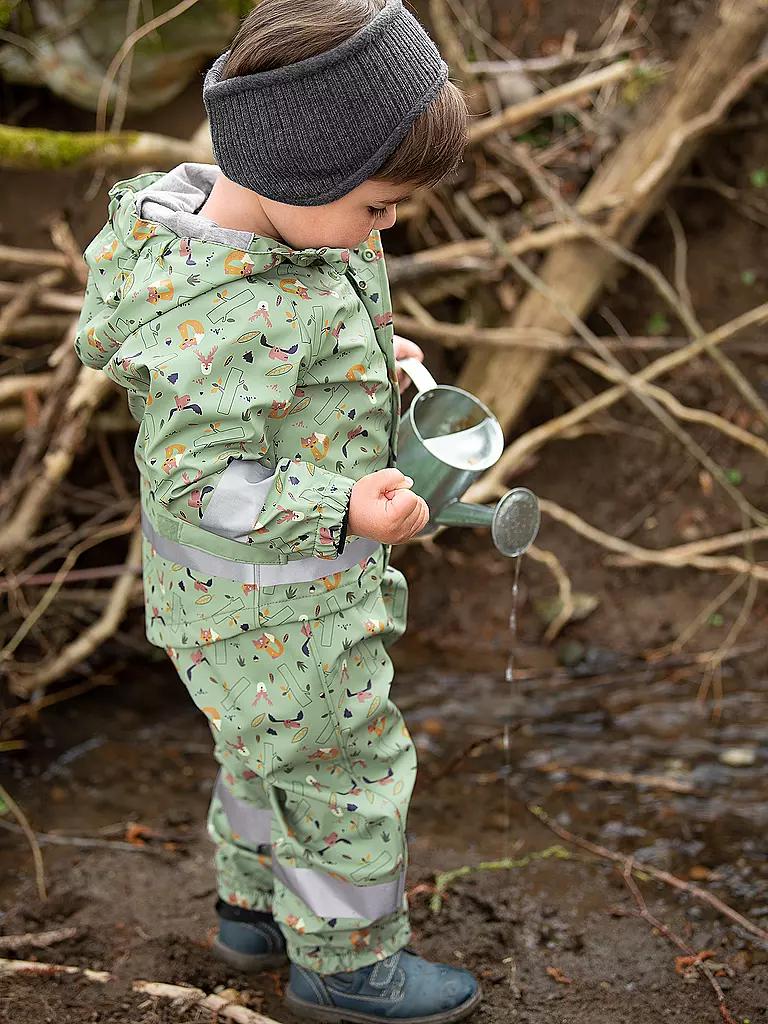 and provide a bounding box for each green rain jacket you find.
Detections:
[75,163,405,646]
